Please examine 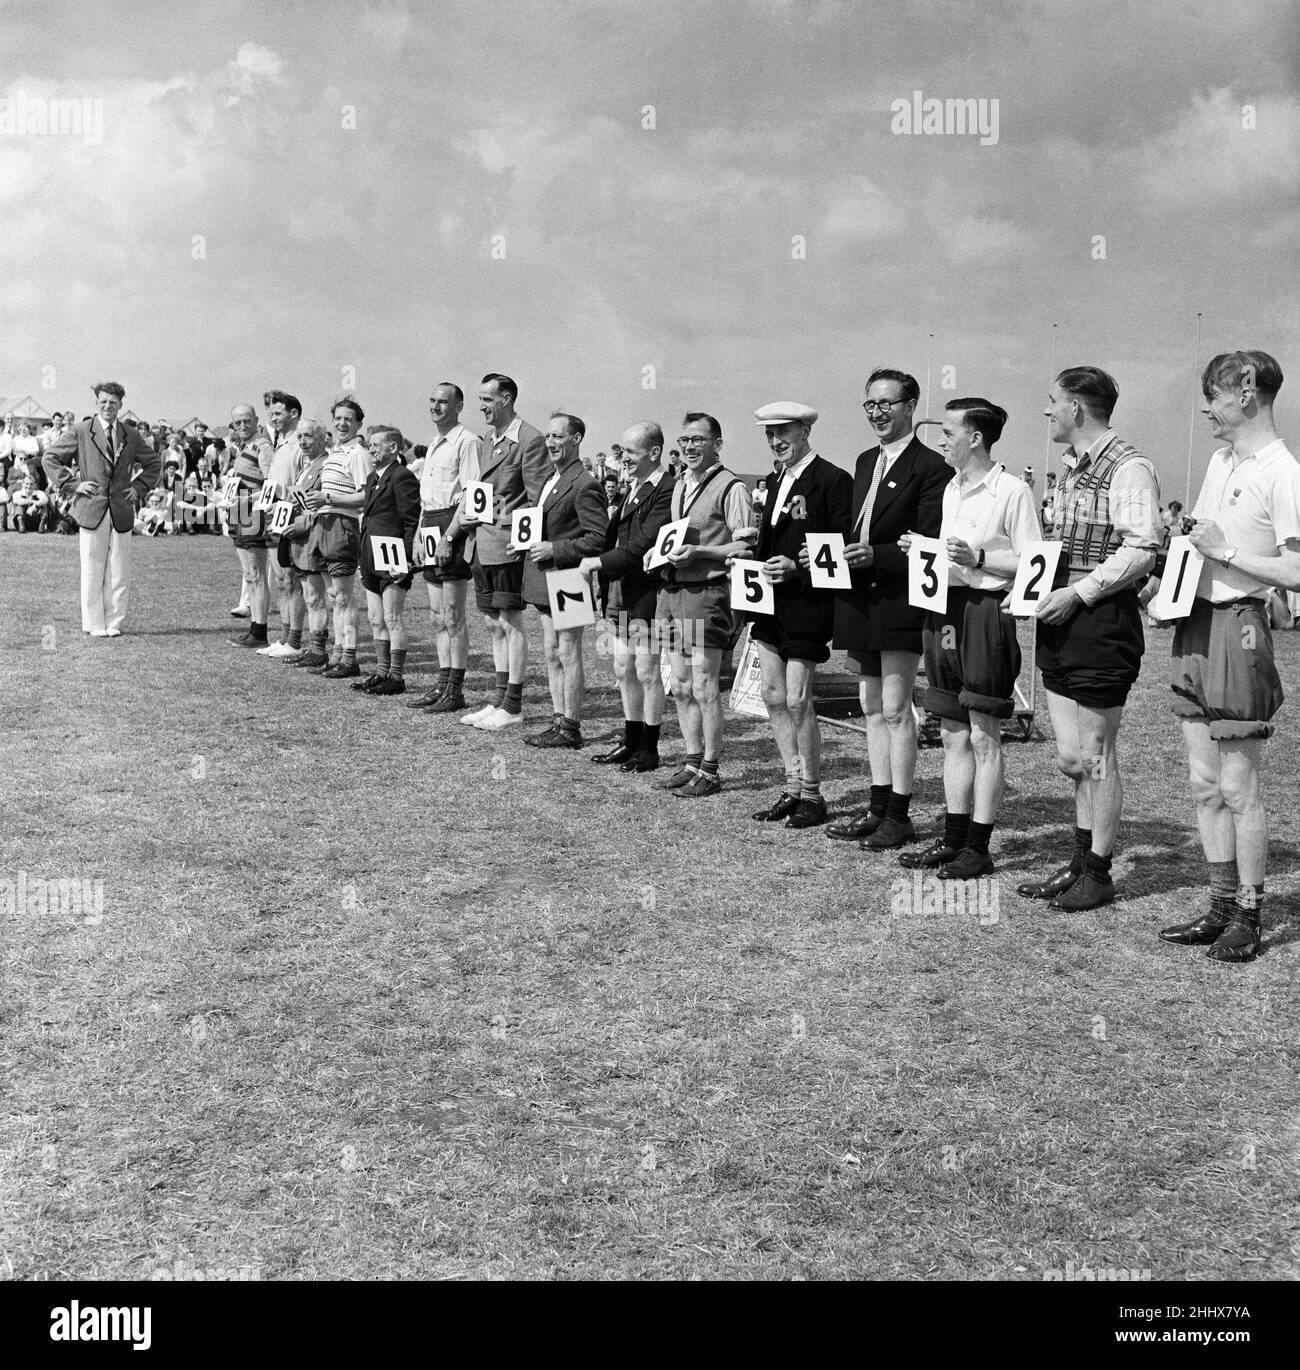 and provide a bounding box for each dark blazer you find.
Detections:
[521,460,609,608]
[833,435,950,654]
[360,458,422,560]
[599,469,677,616]
[44,420,161,533]
[469,418,549,566]
[755,454,854,640]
